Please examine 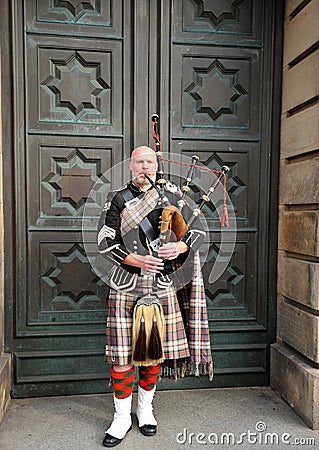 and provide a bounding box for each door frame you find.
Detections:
[1,0,16,363]
[1,0,284,396]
